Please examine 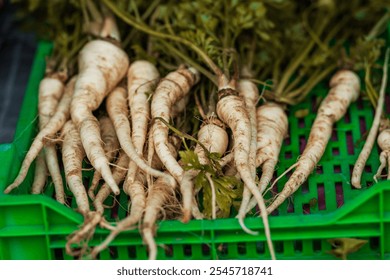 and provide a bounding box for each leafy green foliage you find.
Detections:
[180,150,243,218]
